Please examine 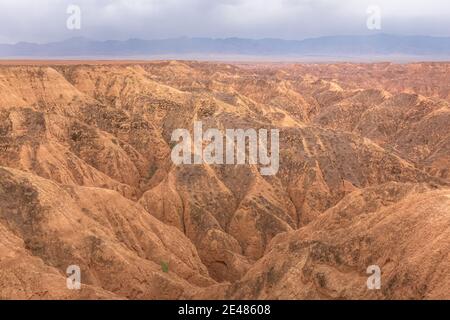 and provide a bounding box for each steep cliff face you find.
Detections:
[0,61,448,299]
